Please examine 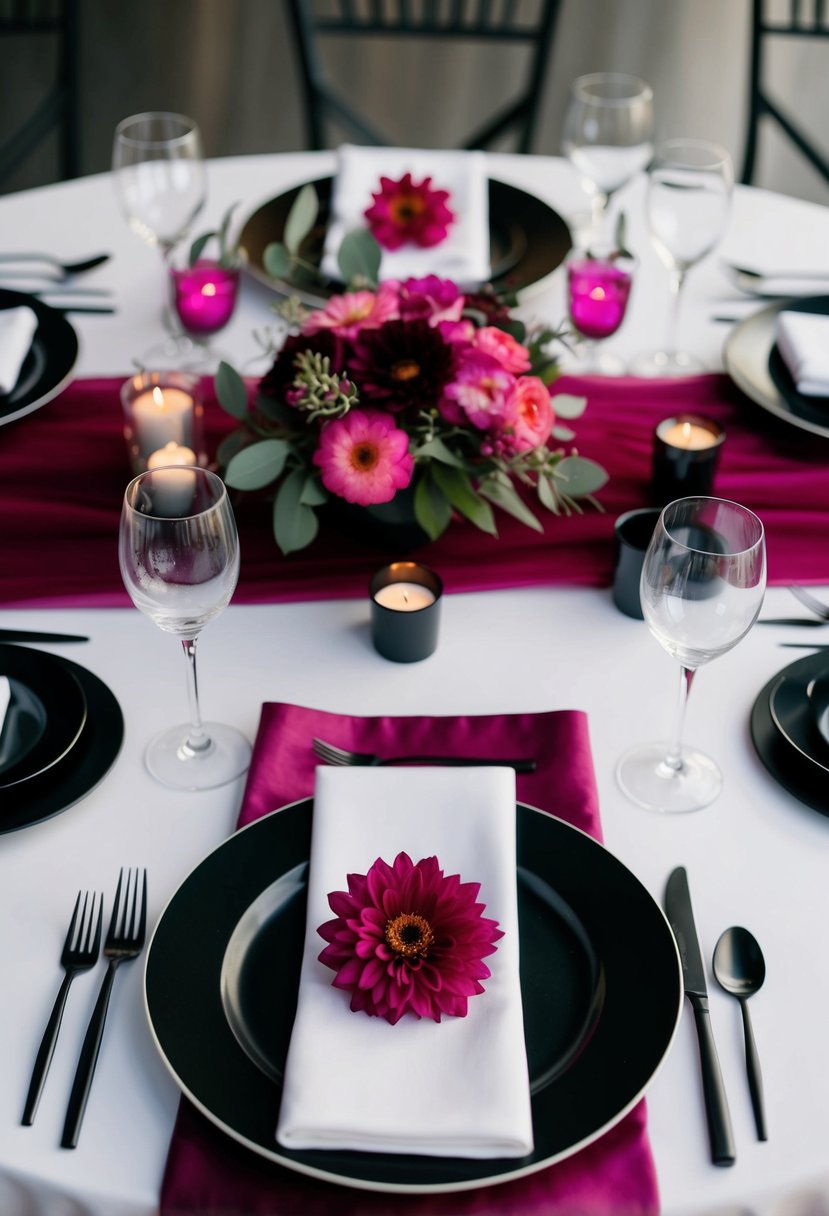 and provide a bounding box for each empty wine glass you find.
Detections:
[616,496,766,814]
[631,139,733,377]
[562,73,654,239]
[118,466,251,791]
[566,244,636,374]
